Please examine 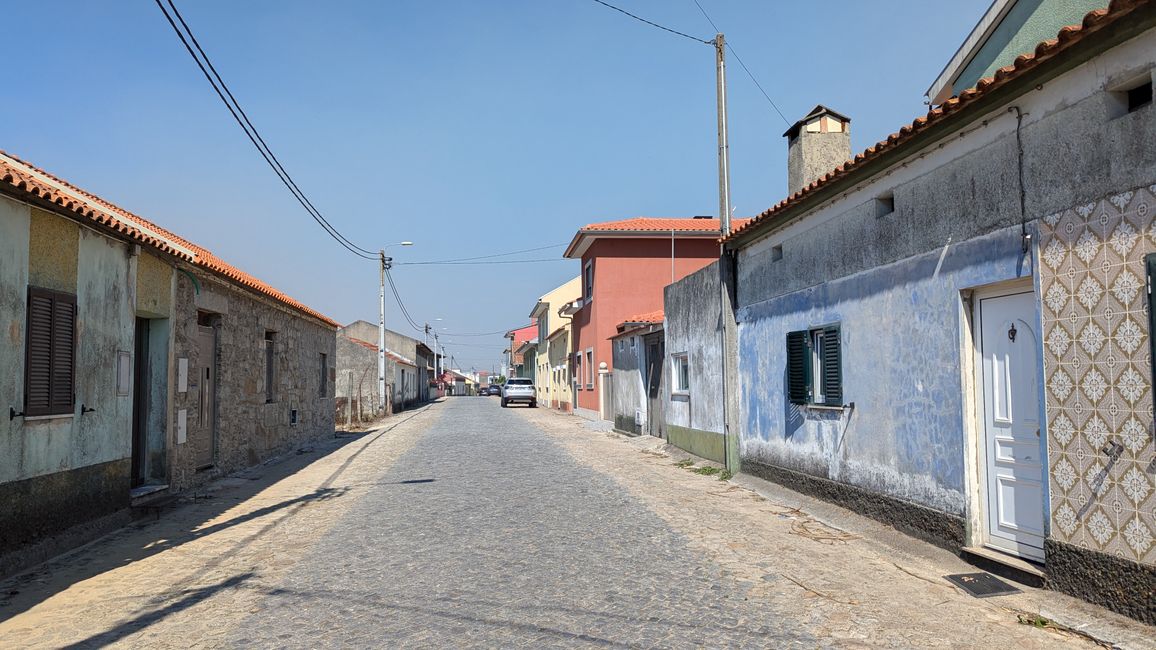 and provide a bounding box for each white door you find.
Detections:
[979,291,1045,560]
